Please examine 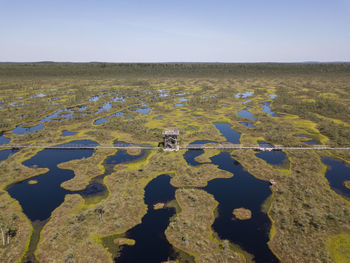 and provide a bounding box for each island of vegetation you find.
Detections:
[233,208,252,220]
